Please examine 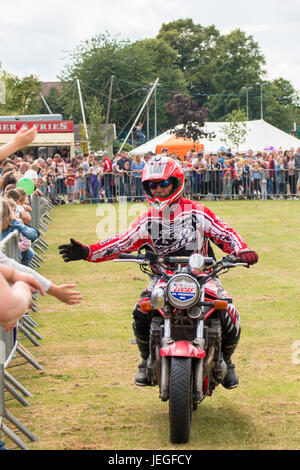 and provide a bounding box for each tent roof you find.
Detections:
[130,120,300,156]
[155,134,204,158]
